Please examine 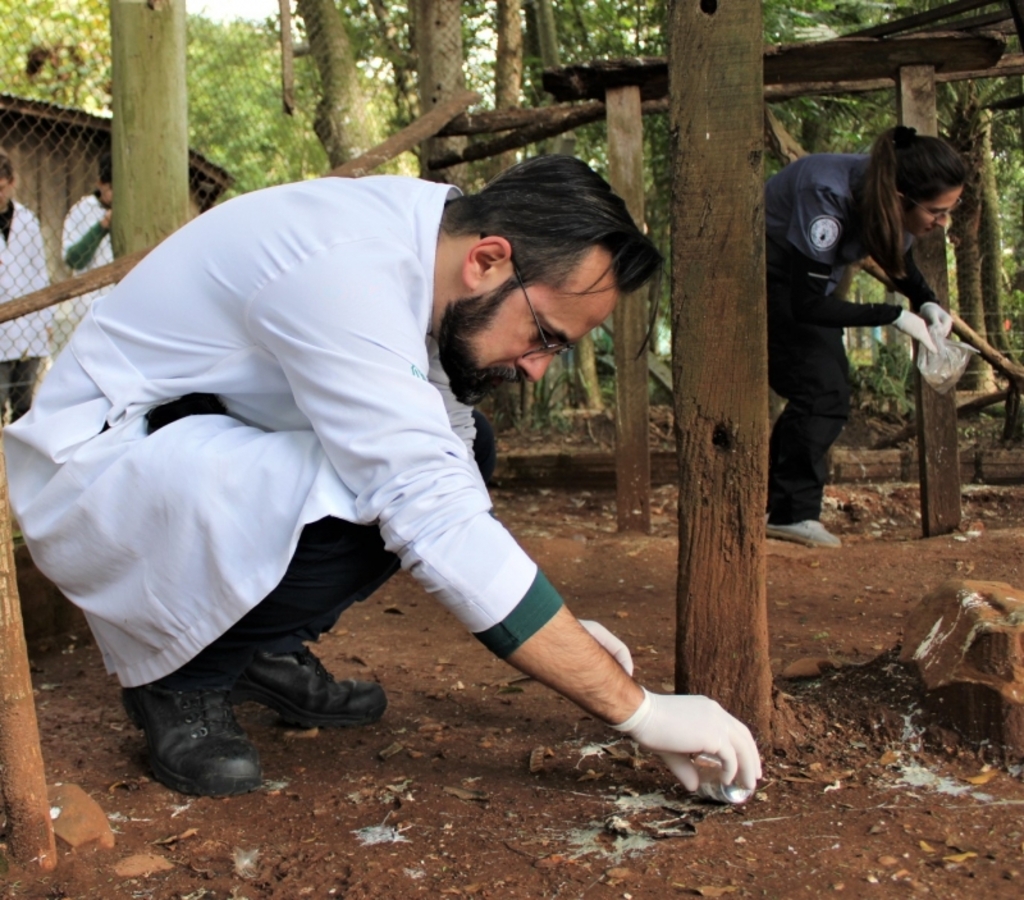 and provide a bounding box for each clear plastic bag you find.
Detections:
[915,324,978,395]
